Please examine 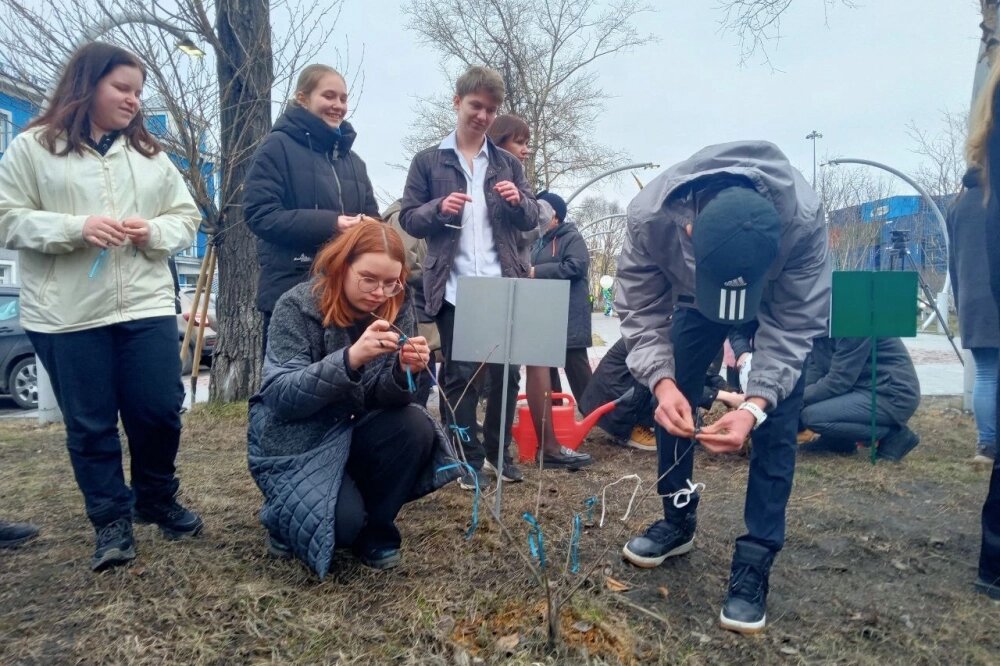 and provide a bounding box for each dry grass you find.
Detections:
[1,396,999,664]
